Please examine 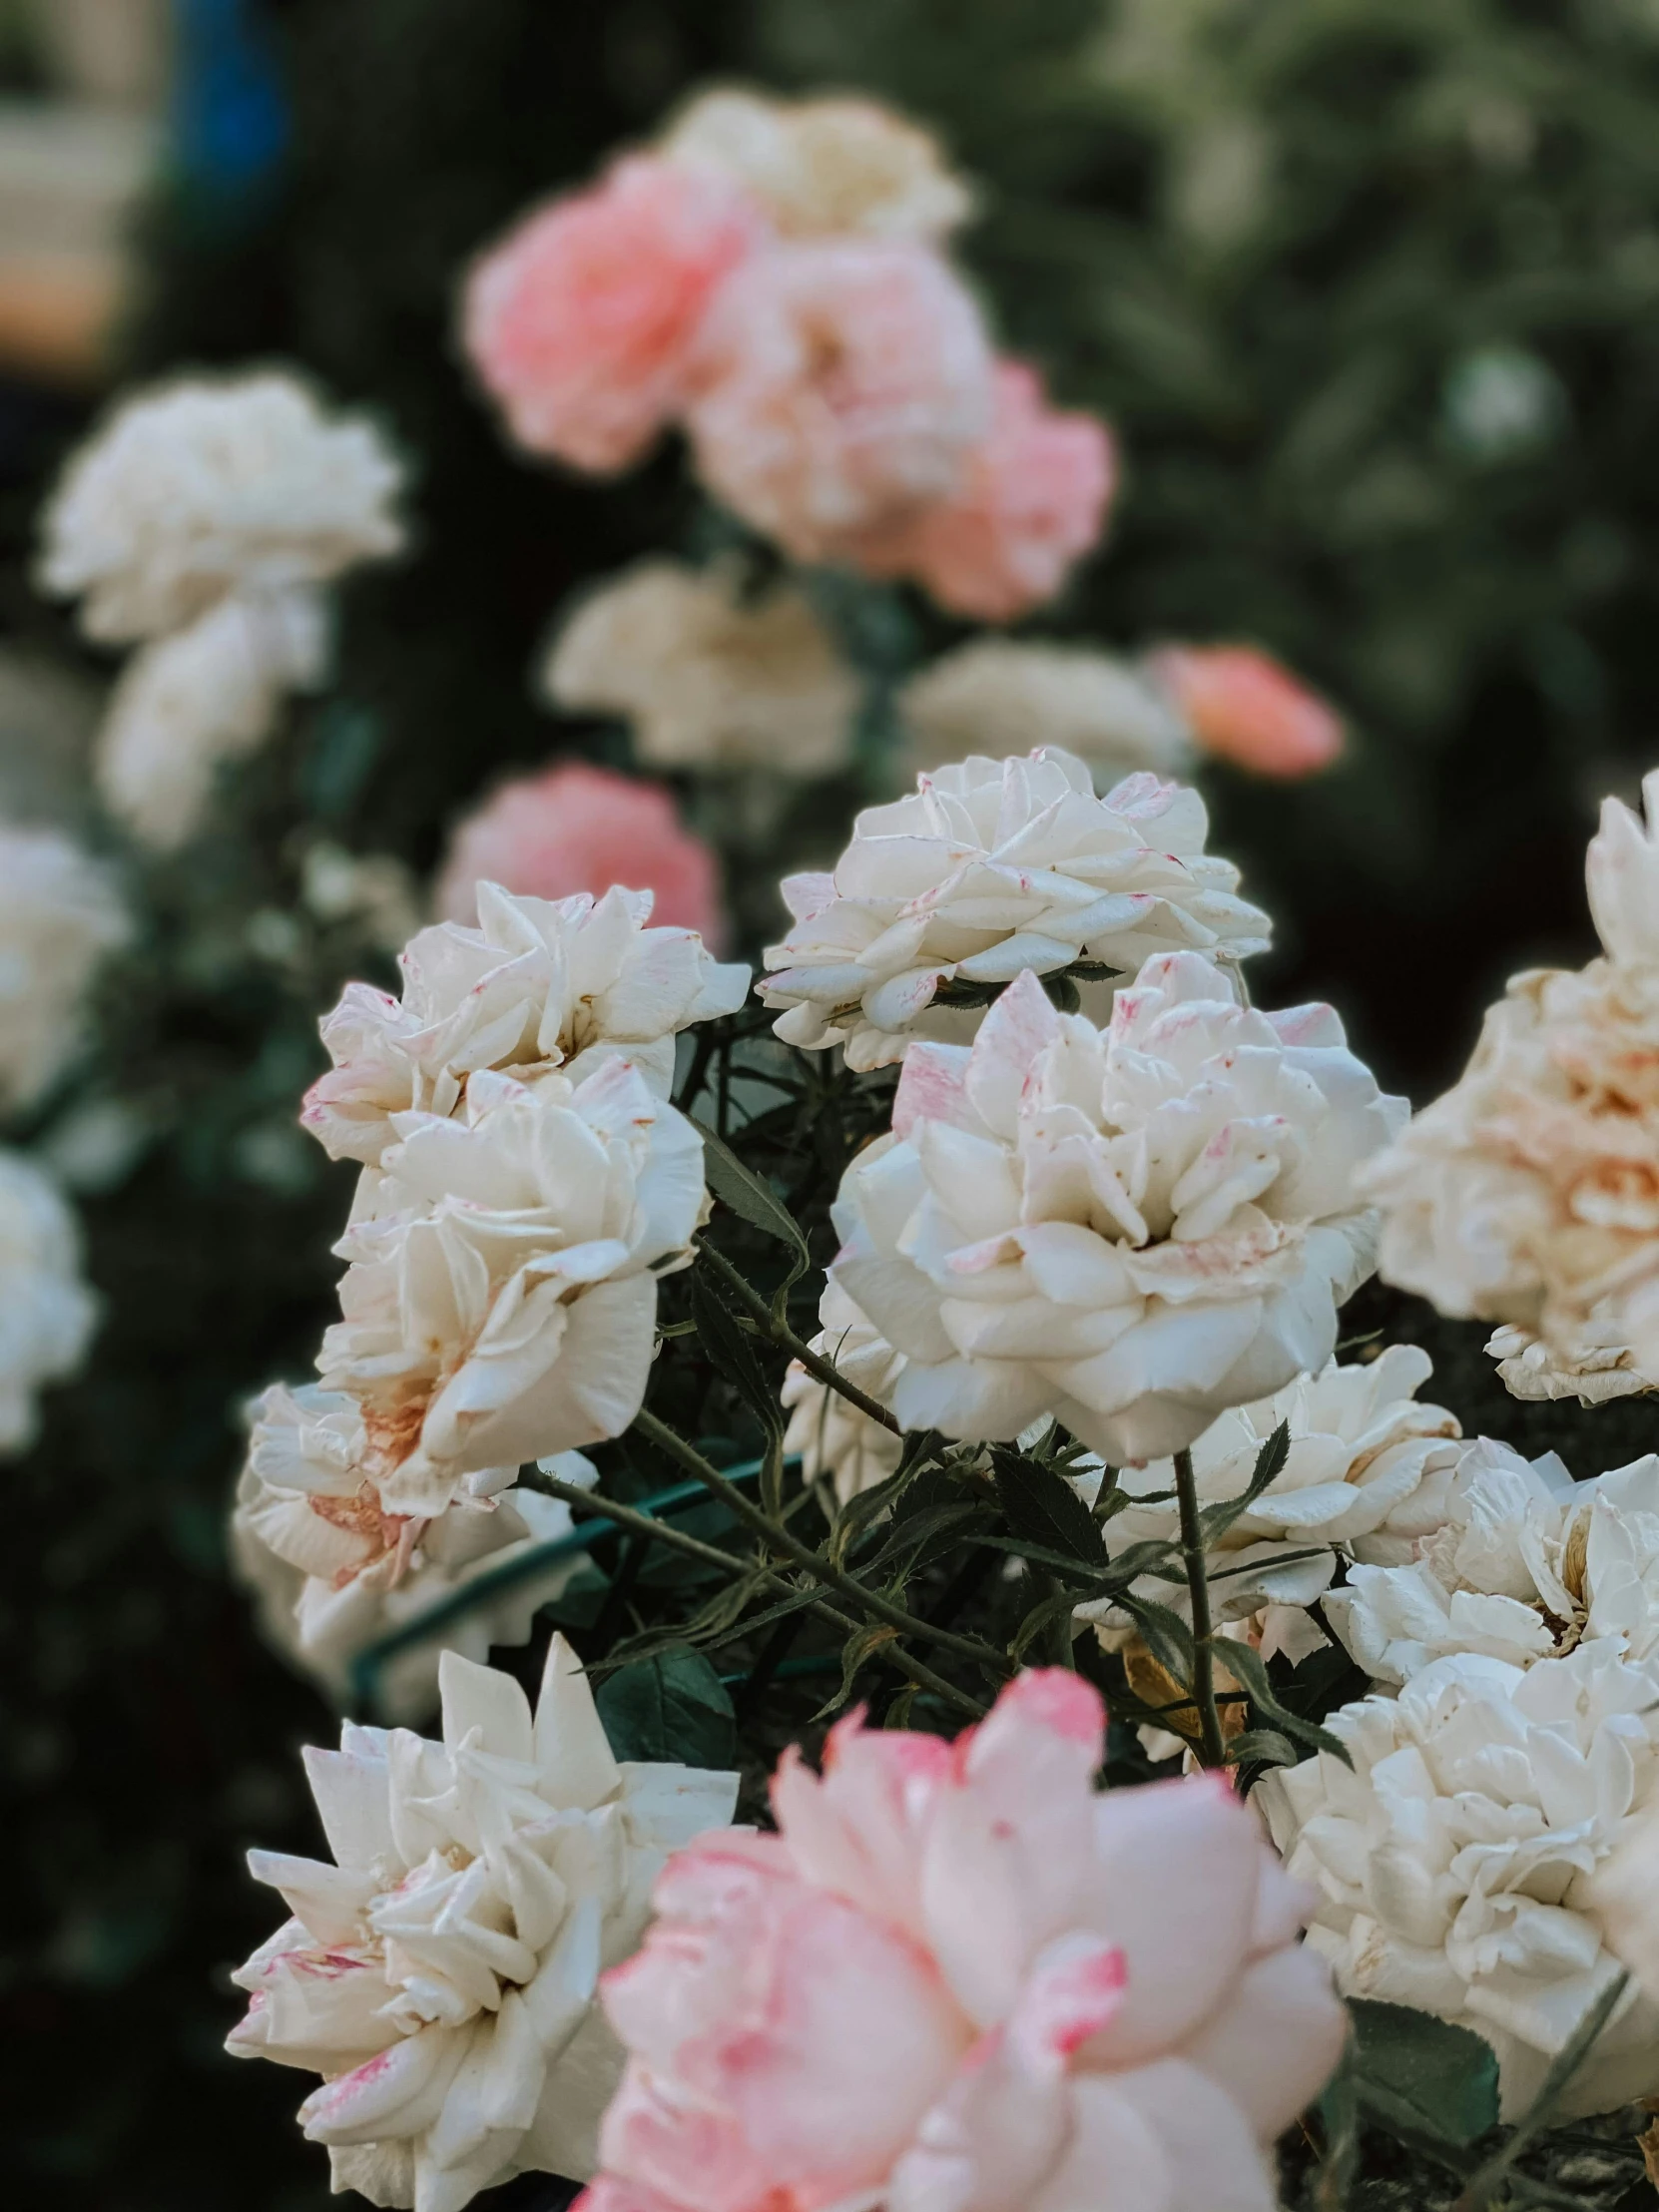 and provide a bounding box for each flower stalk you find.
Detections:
[1174,1444,1229,1768]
